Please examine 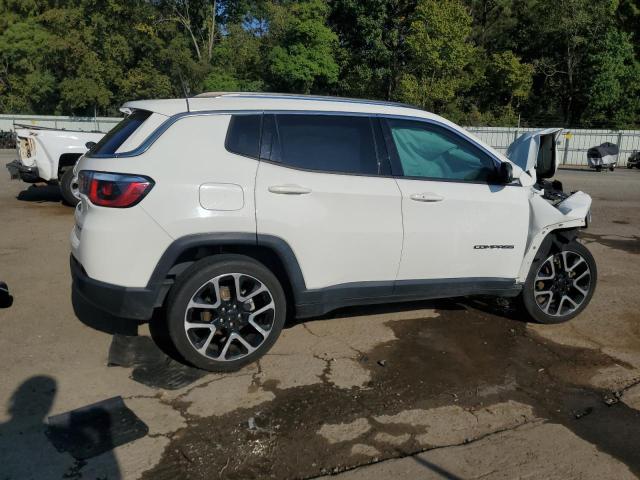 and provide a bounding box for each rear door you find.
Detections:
[255,113,403,290]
